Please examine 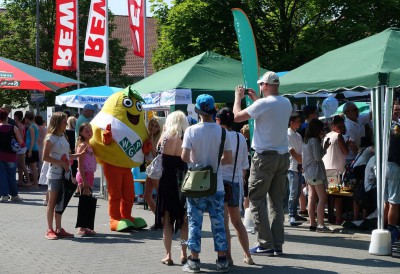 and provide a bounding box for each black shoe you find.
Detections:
[298,210,308,217]
[309,226,317,232]
[295,215,307,222]
[73,192,80,197]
